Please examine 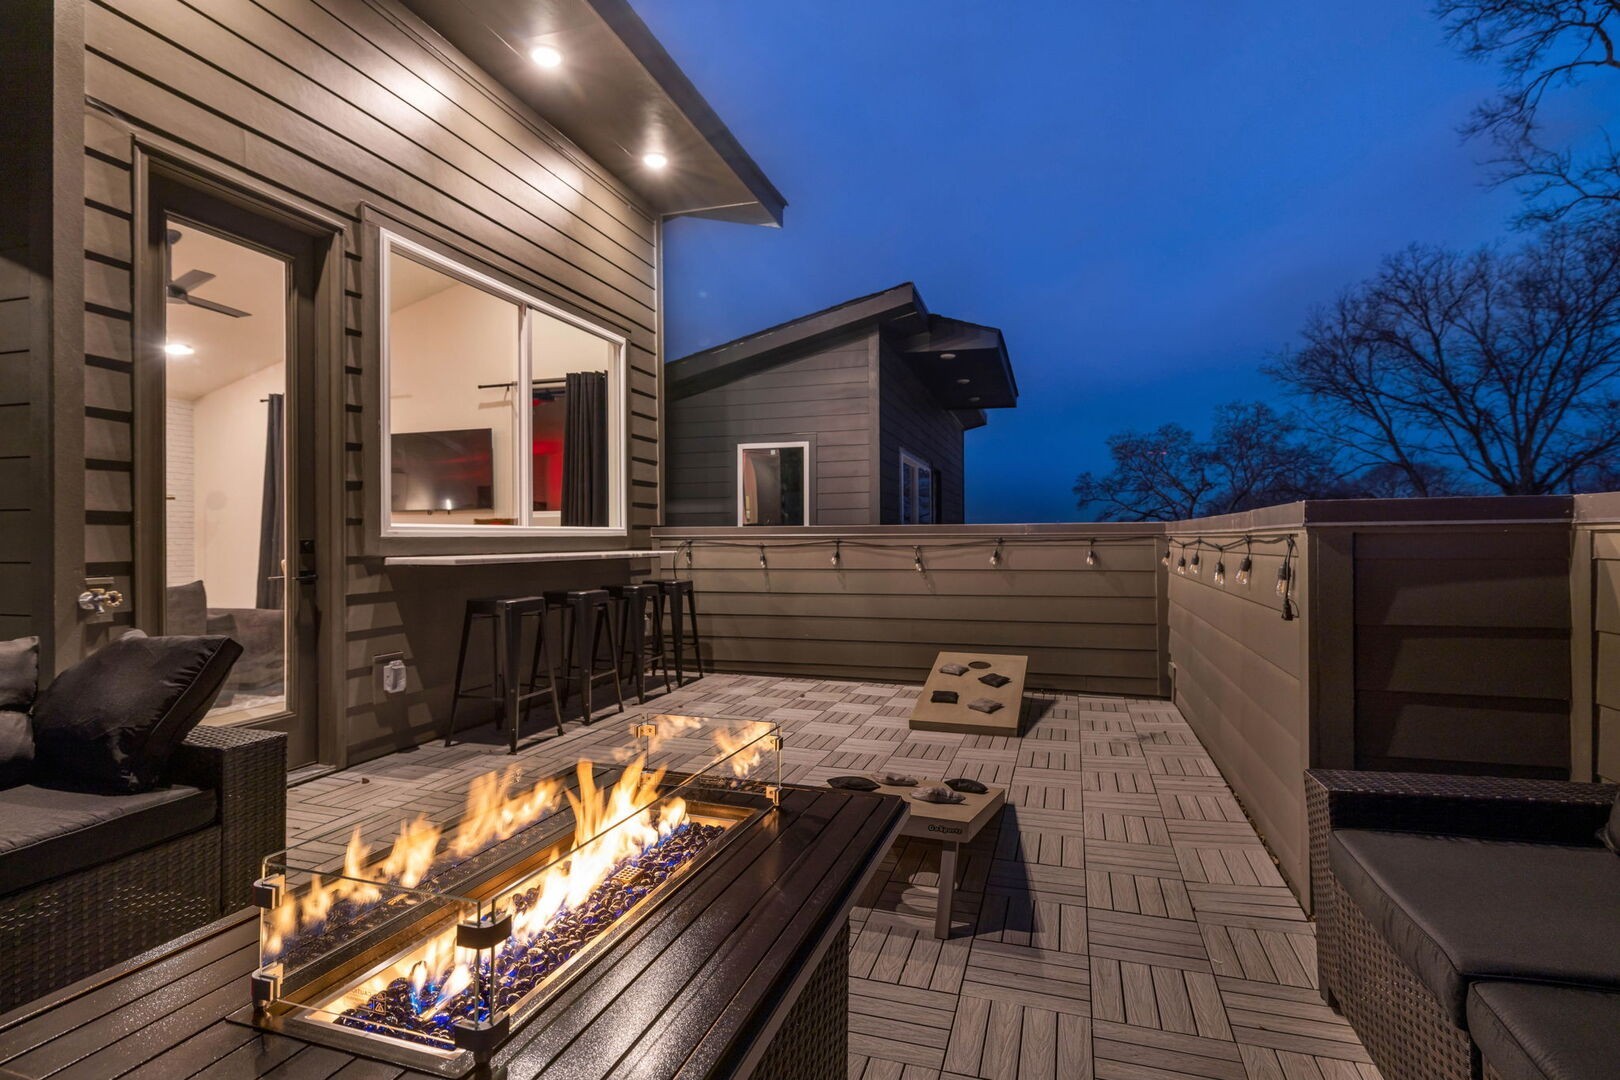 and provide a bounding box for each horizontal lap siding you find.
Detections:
[1592,530,1620,781]
[81,115,135,640]
[666,334,876,526]
[654,528,1167,696]
[87,0,662,762]
[878,341,964,524]
[1165,532,1309,901]
[1351,527,1570,777]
